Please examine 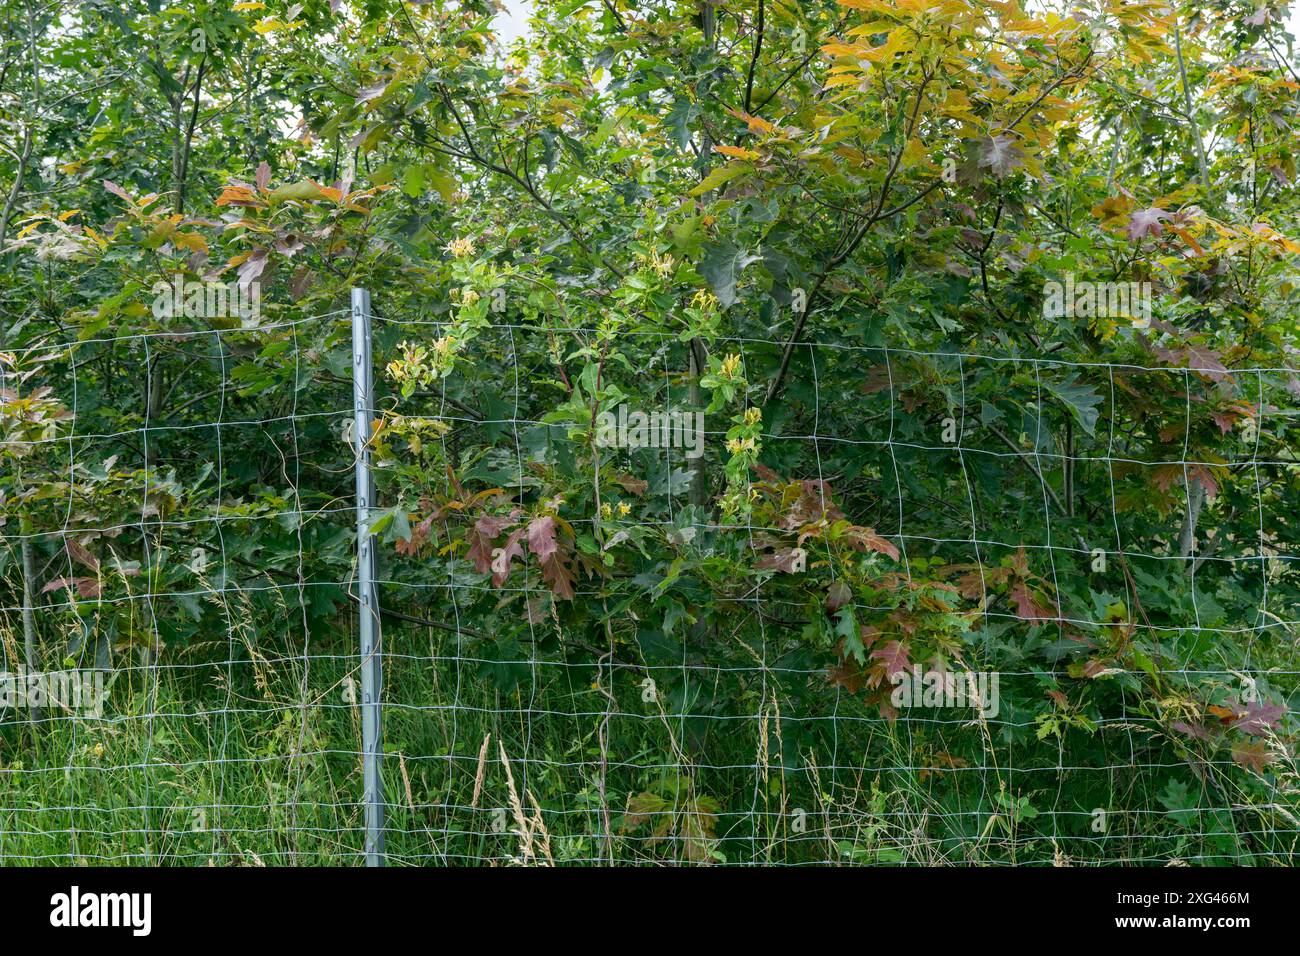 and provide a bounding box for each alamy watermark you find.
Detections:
[594,404,705,459]
[50,886,151,936]
[0,667,106,718]
[151,274,260,321]
[890,667,1000,719]
[1042,273,1150,326]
